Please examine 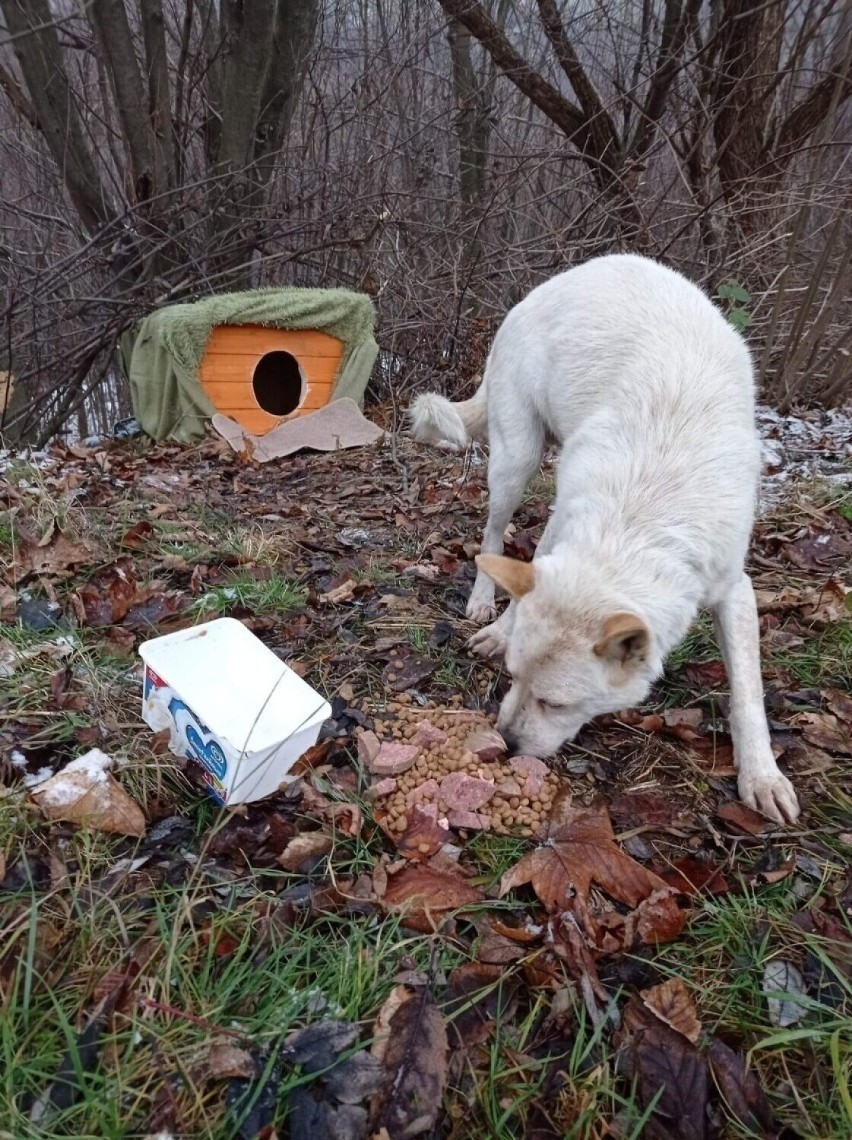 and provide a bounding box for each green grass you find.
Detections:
[0,516,15,550]
[769,619,852,689]
[0,864,467,1137]
[443,978,655,1139]
[665,612,719,673]
[653,884,852,1138]
[407,626,429,652]
[192,572,306,617]
[465,831,531,886]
